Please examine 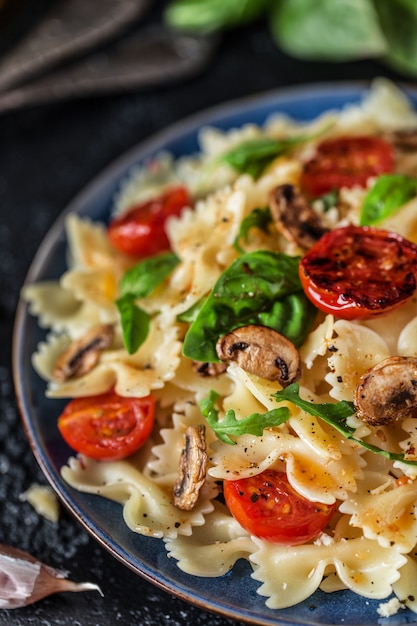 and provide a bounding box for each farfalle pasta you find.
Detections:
[23,78,417,617]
